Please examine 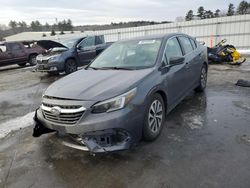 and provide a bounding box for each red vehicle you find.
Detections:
[0,41,45,67]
